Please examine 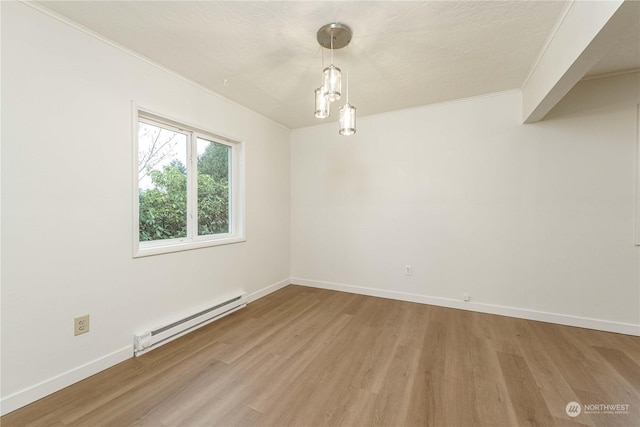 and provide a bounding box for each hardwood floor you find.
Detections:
[2,285,639,426]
